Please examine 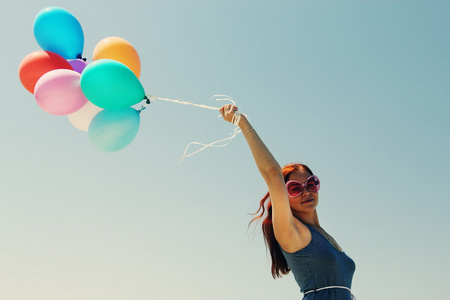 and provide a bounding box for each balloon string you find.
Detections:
[179,127,242,162]
[145,94,236,110]
[143,94,243,163]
